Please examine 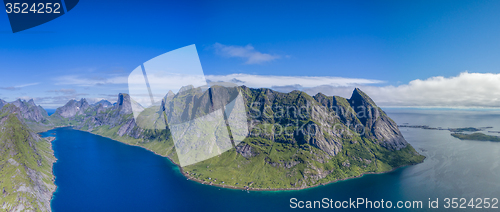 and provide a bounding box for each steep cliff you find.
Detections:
[53,99,90,118]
